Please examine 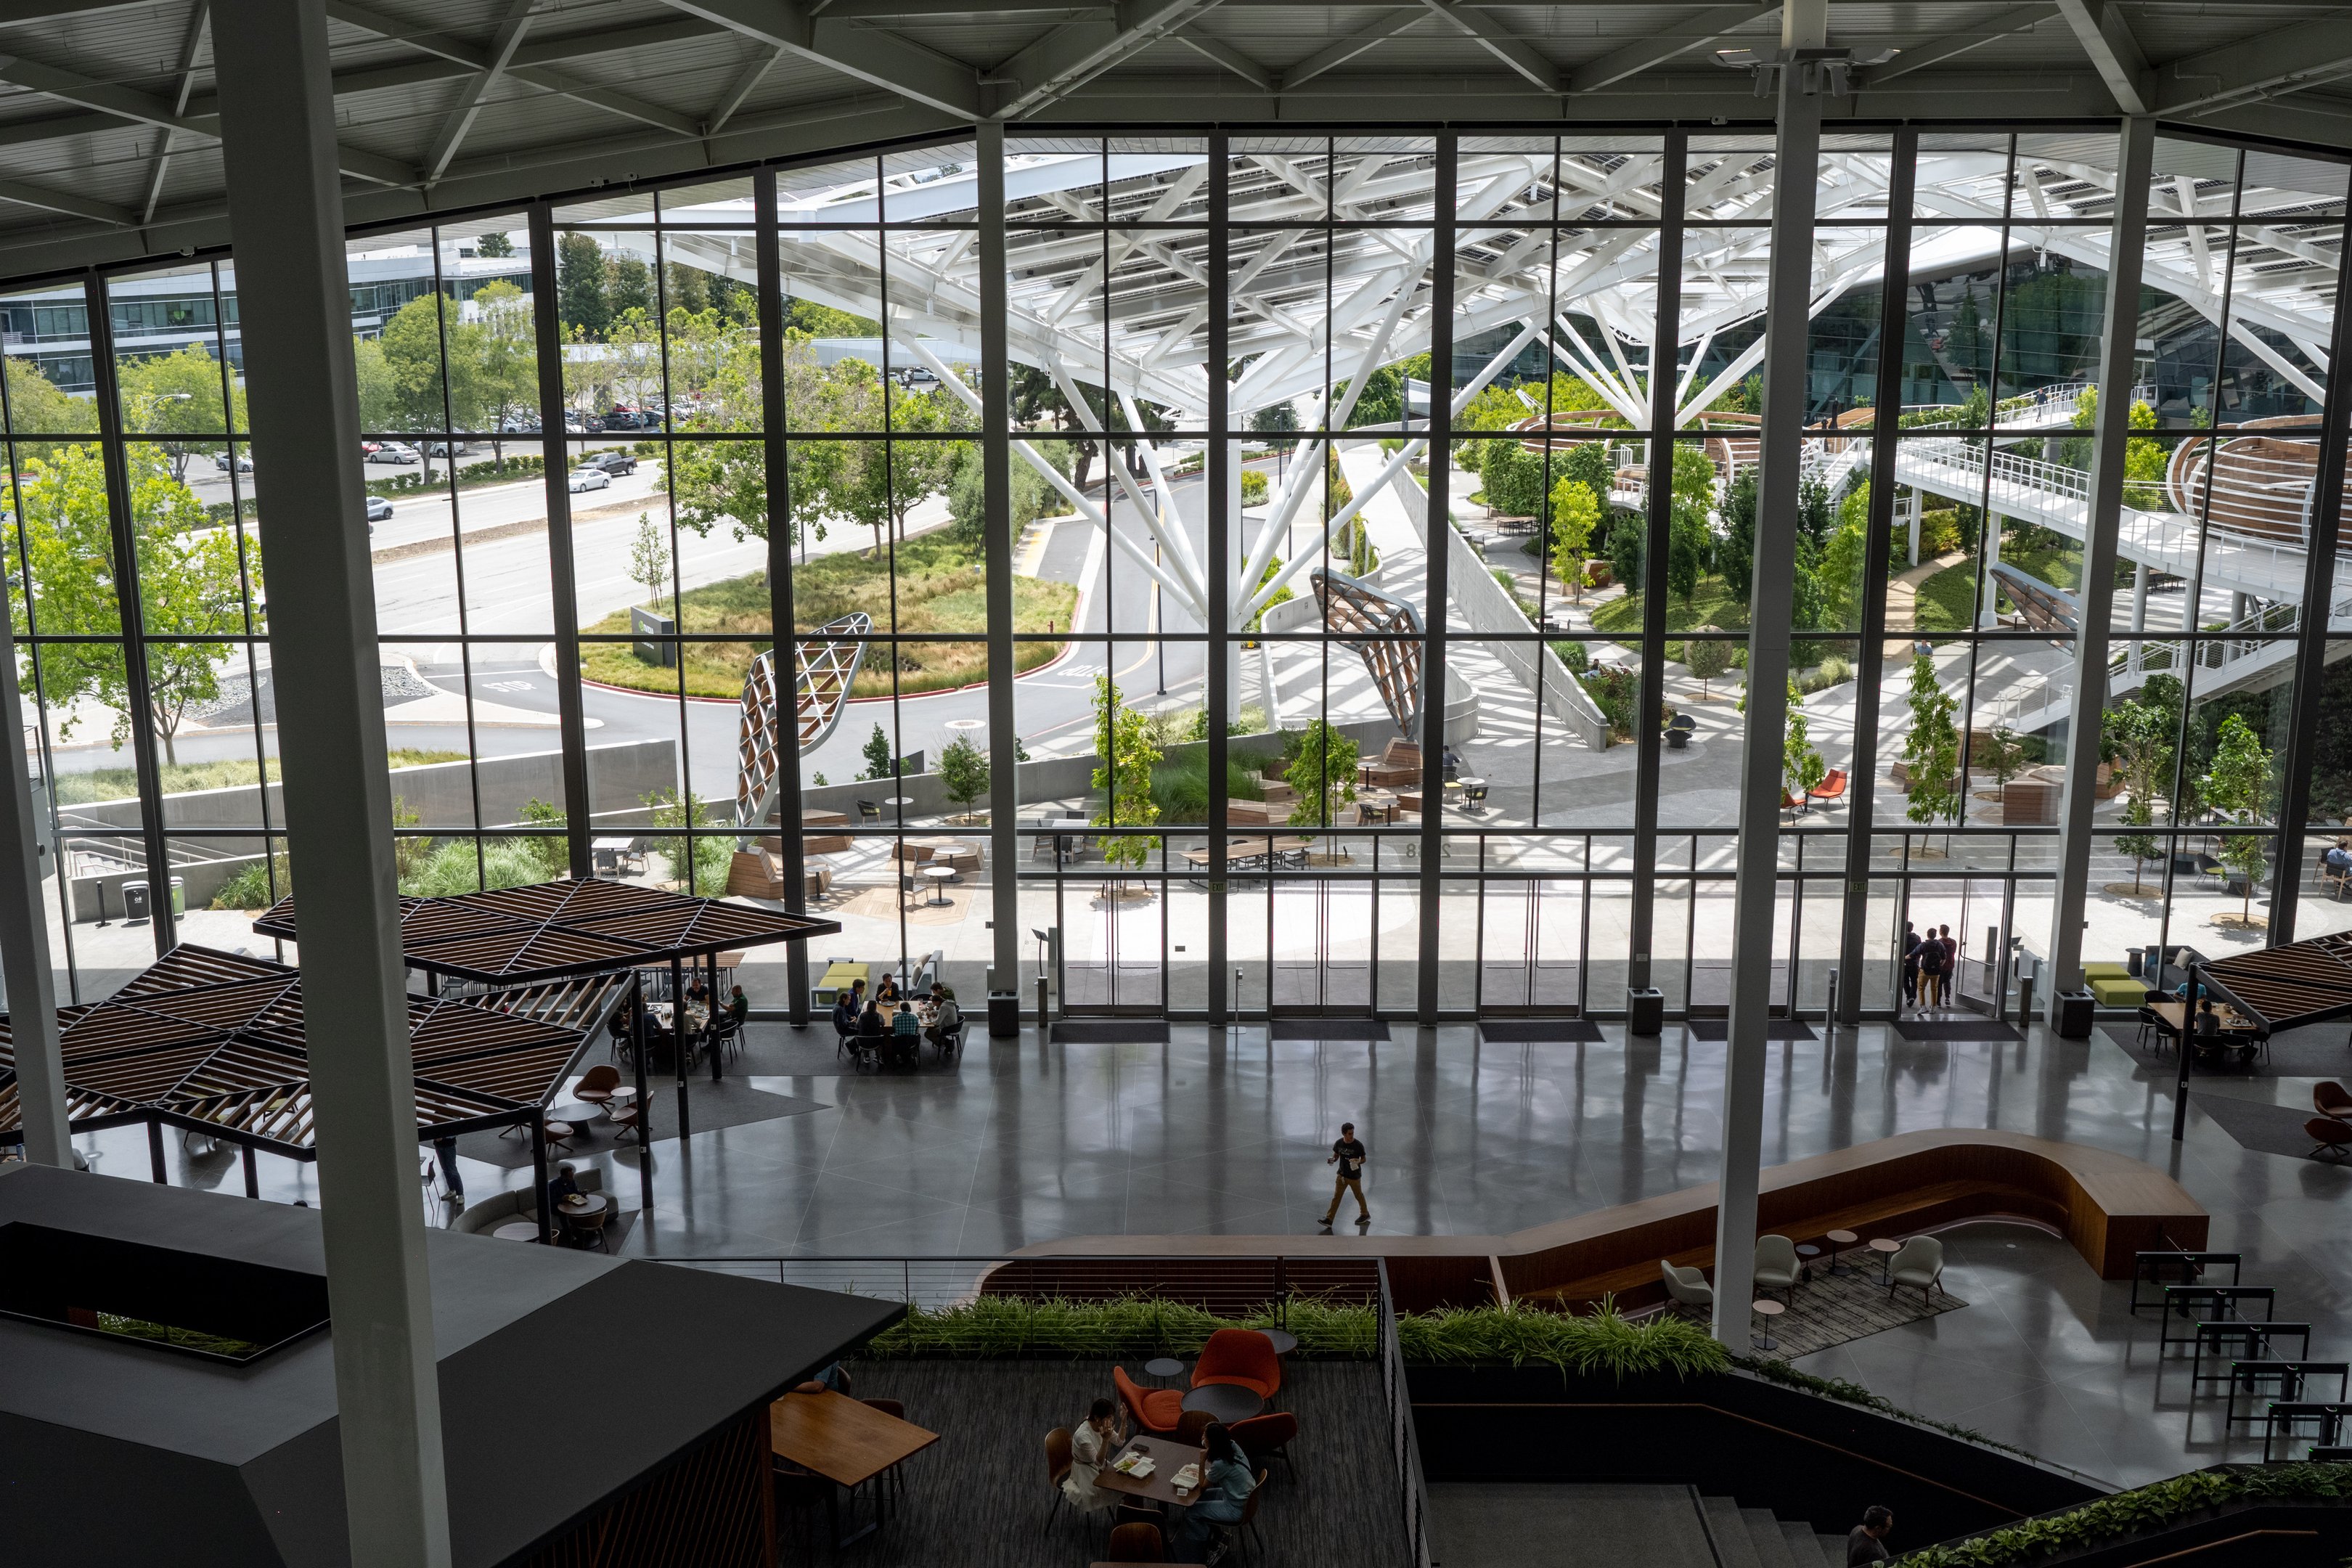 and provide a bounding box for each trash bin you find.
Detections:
[987,989,1019,1037]
[1627,987,1664,1036]
[122,879,150,921]
[2054,989,2095,1040]
[167,875,184,916]
[2126,946,2145,978]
